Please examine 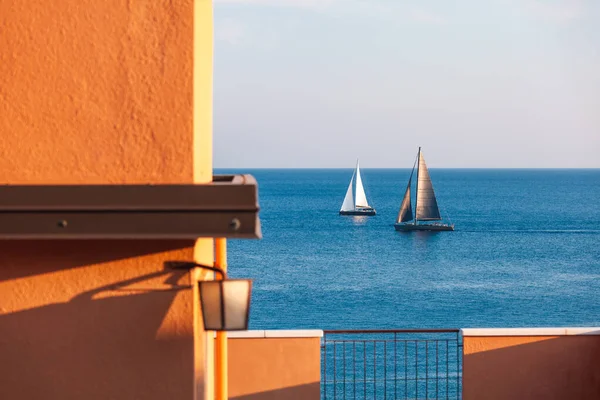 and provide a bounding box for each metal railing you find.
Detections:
[321,329,462,400]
